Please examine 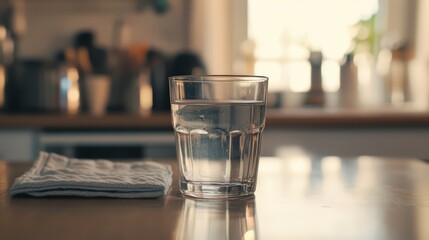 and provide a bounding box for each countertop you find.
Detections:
[1,155,429,239]
[1,107,429,129]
